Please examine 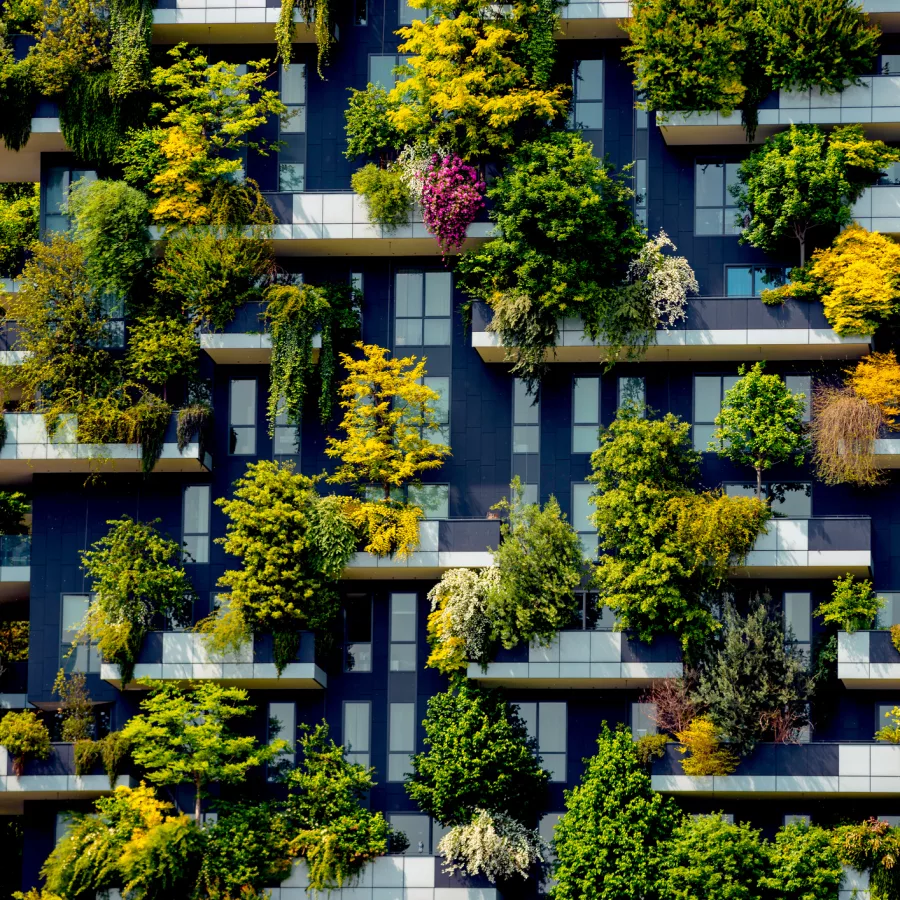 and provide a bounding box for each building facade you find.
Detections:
[2,0,900,894]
